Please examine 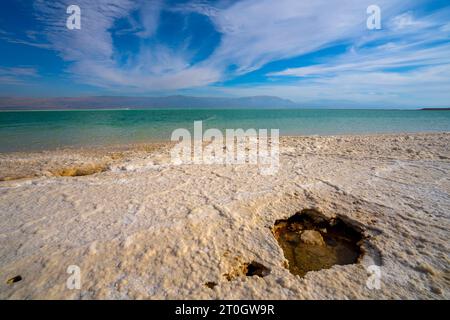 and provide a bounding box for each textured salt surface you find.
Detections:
[0,133,449,299]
